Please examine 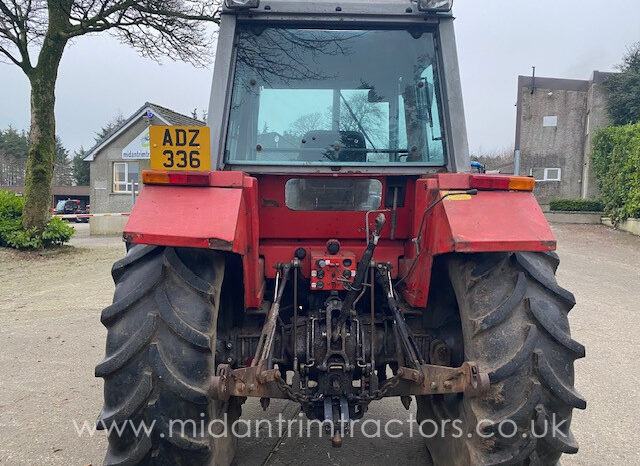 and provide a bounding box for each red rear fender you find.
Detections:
[401,174,555,307]
[123,172,263,308]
